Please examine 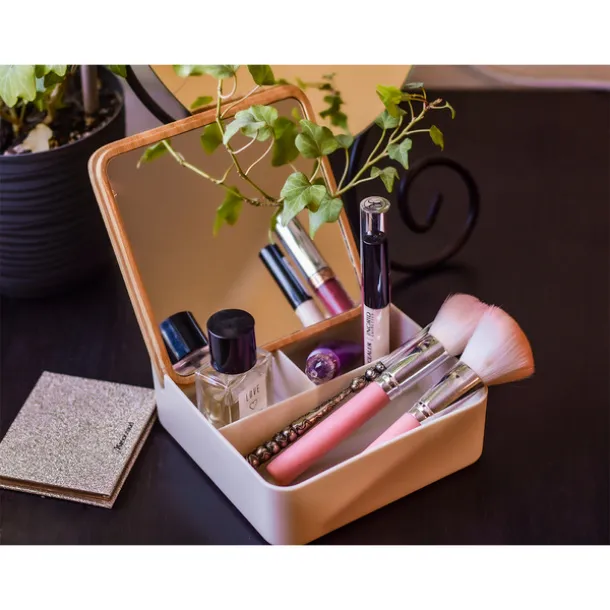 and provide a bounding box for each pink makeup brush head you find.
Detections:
[429,294,489,356]
[461,306,535,385]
